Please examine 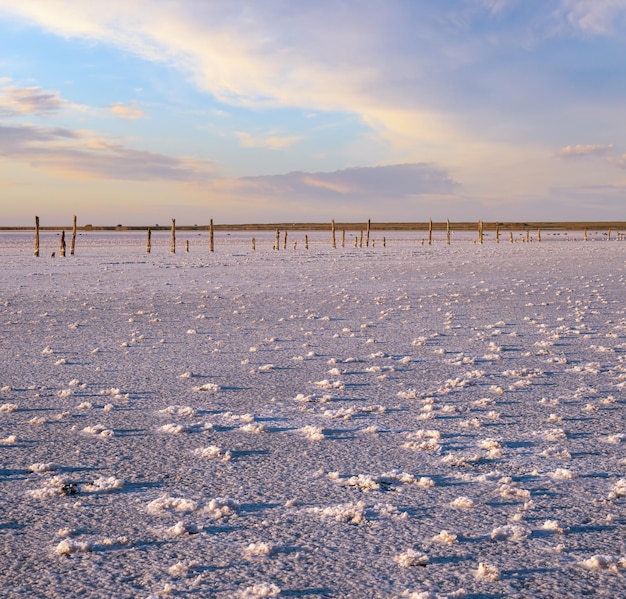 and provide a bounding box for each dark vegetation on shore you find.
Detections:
[3,221,626,232]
